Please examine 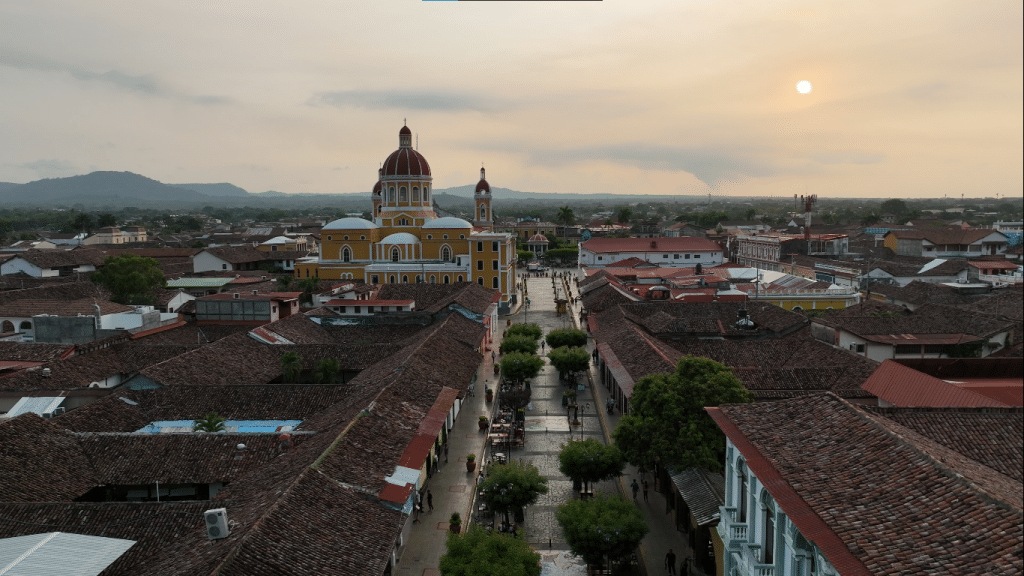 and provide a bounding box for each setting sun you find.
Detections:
[796,80,813,94]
